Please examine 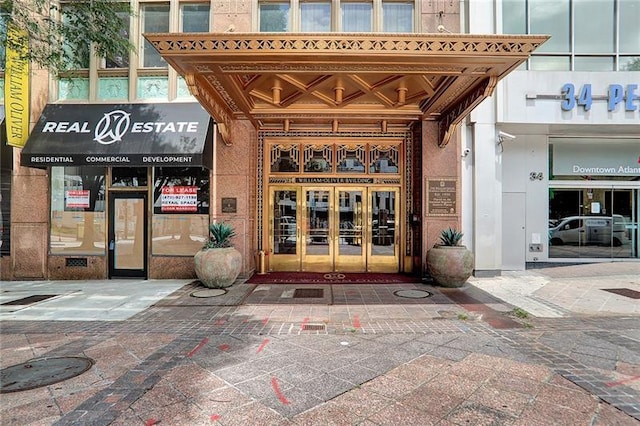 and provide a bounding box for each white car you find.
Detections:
[549,215,629,247]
